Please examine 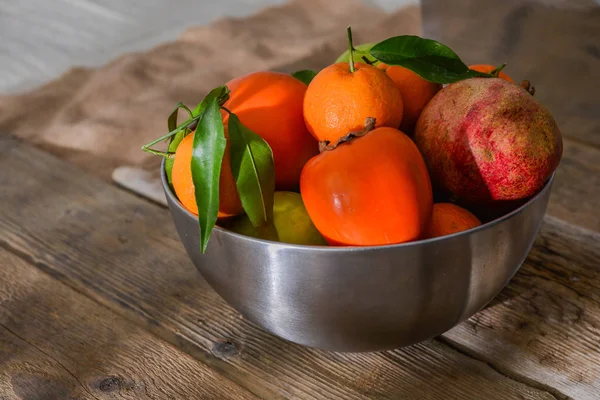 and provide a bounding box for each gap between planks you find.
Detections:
[437,336,568,400]
[0,246,260,400]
